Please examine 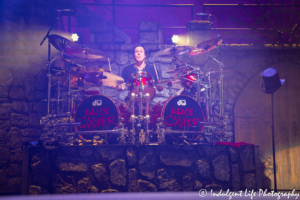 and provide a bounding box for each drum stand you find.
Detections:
[129,72,152,144]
